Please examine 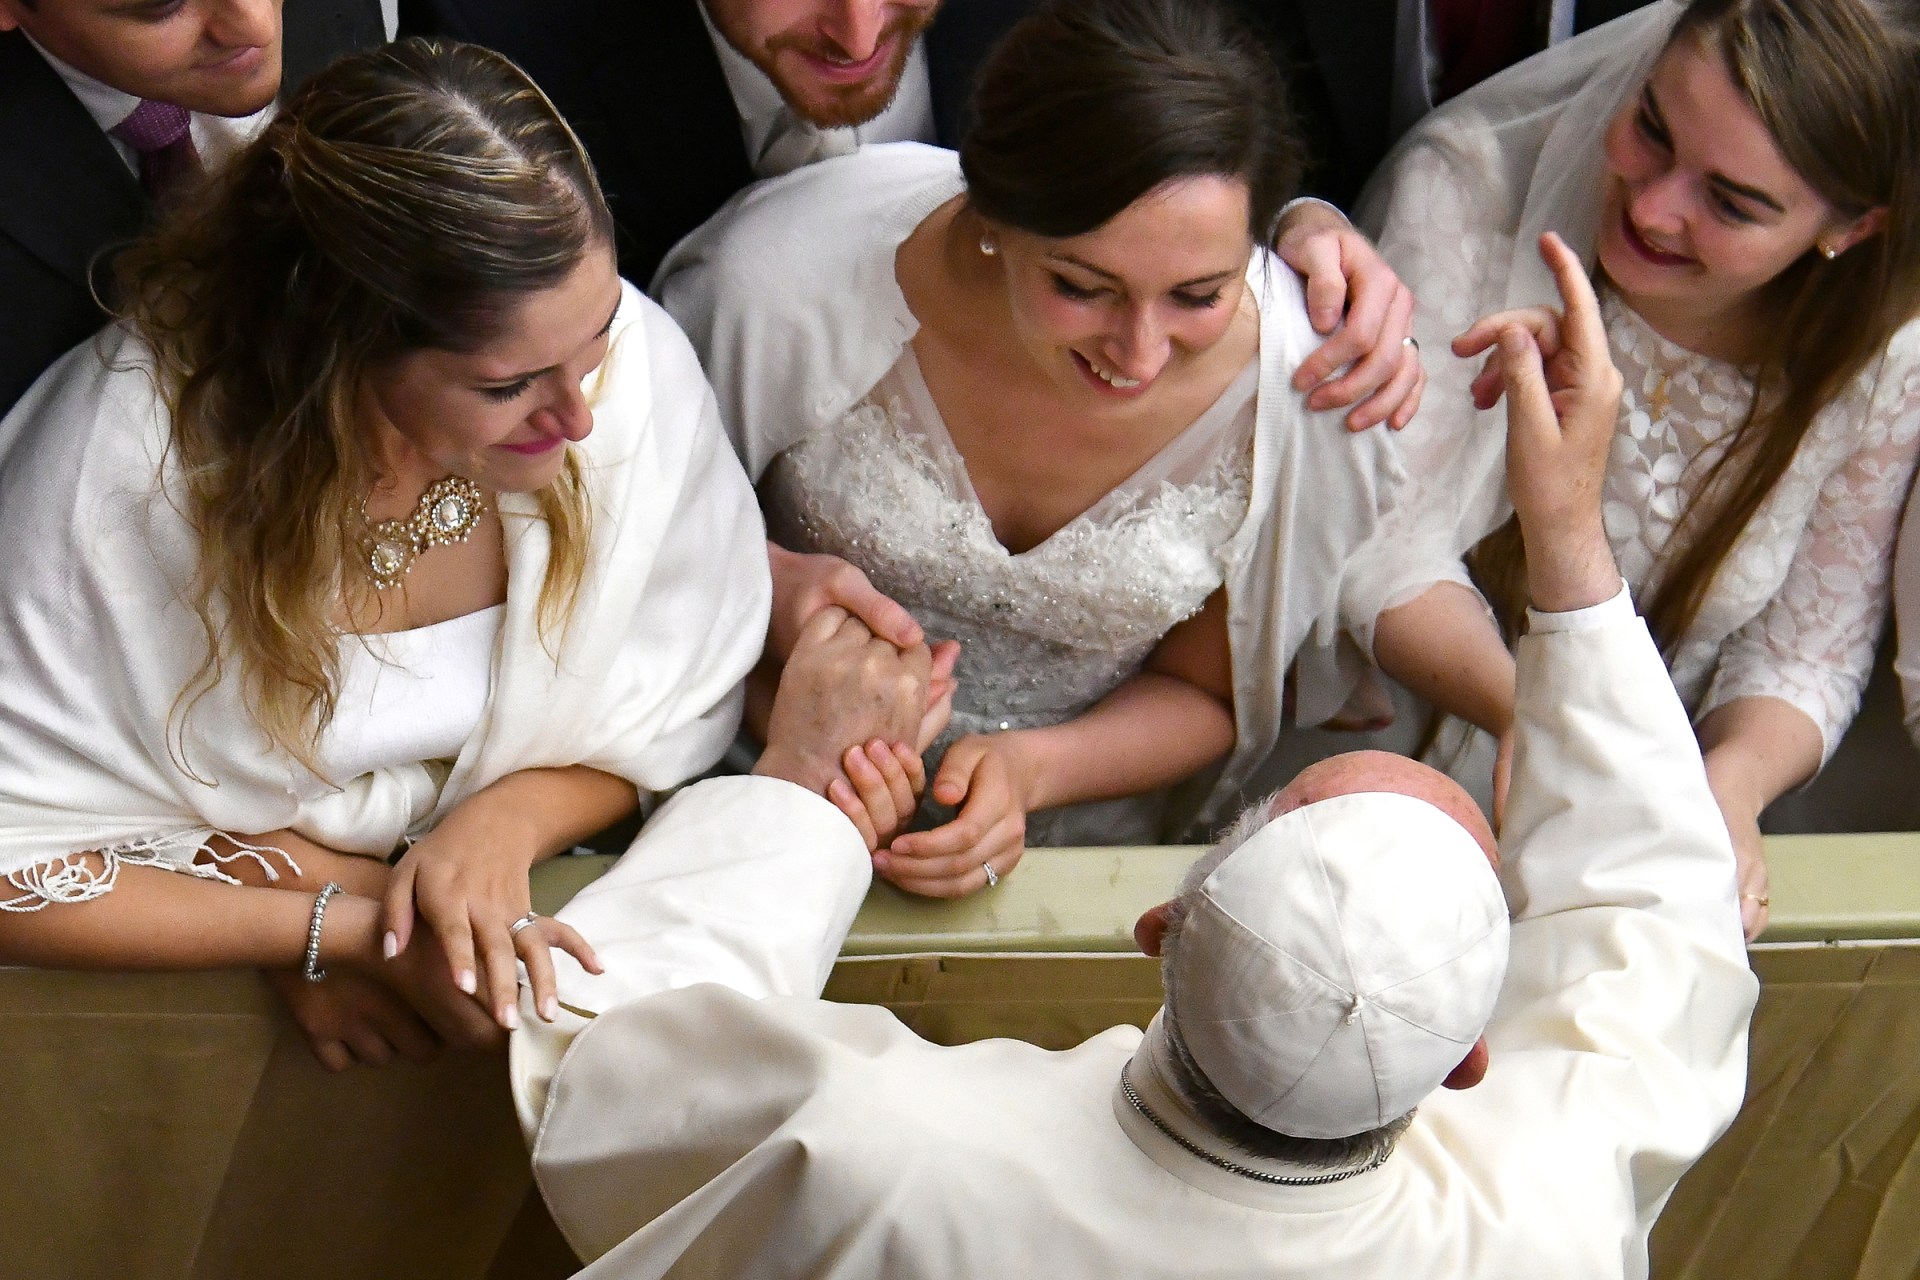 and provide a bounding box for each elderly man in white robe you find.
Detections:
[510,233,1759,1279]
